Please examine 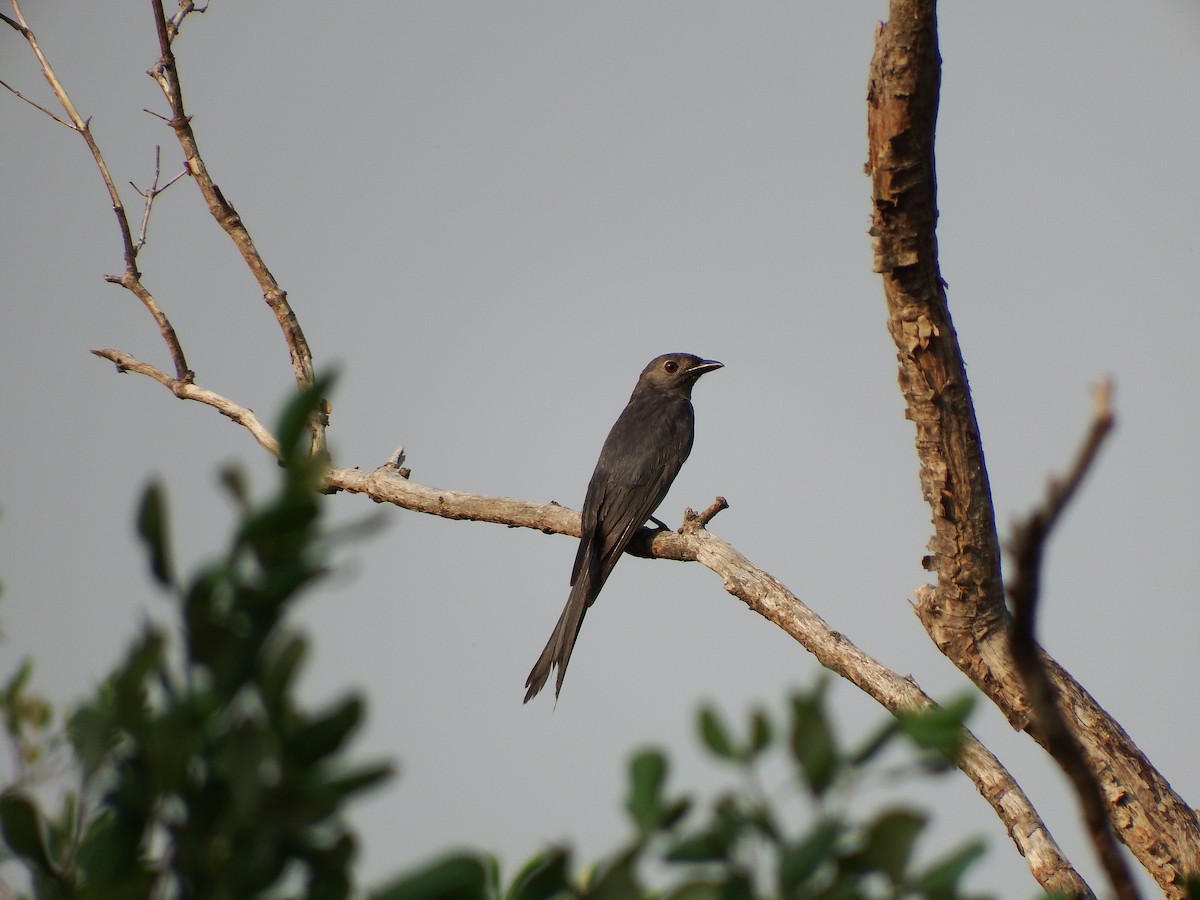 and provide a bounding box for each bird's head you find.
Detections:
[634,353,723,399]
